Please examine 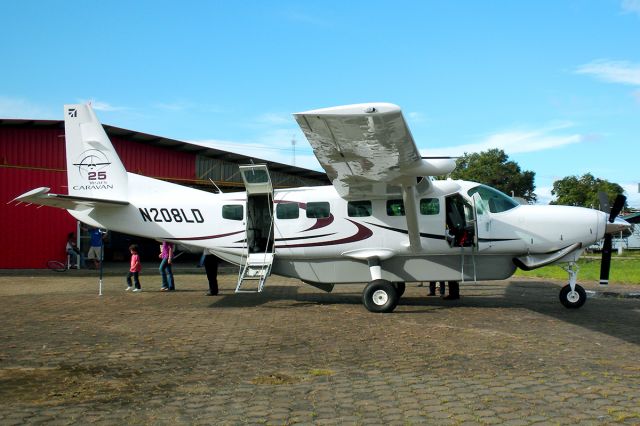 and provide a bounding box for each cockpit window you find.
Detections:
[467,185,518,213]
